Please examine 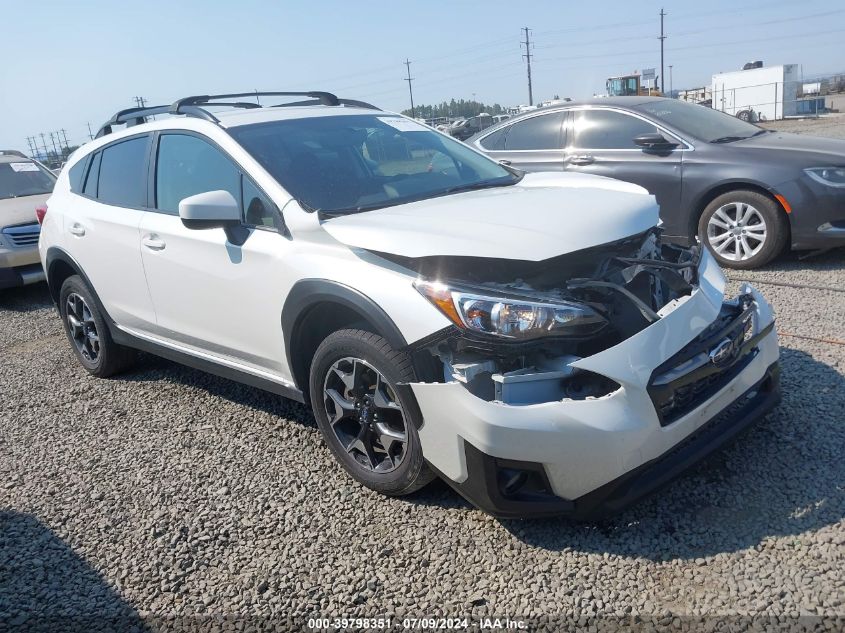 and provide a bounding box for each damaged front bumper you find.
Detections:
[408,252,781,519]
